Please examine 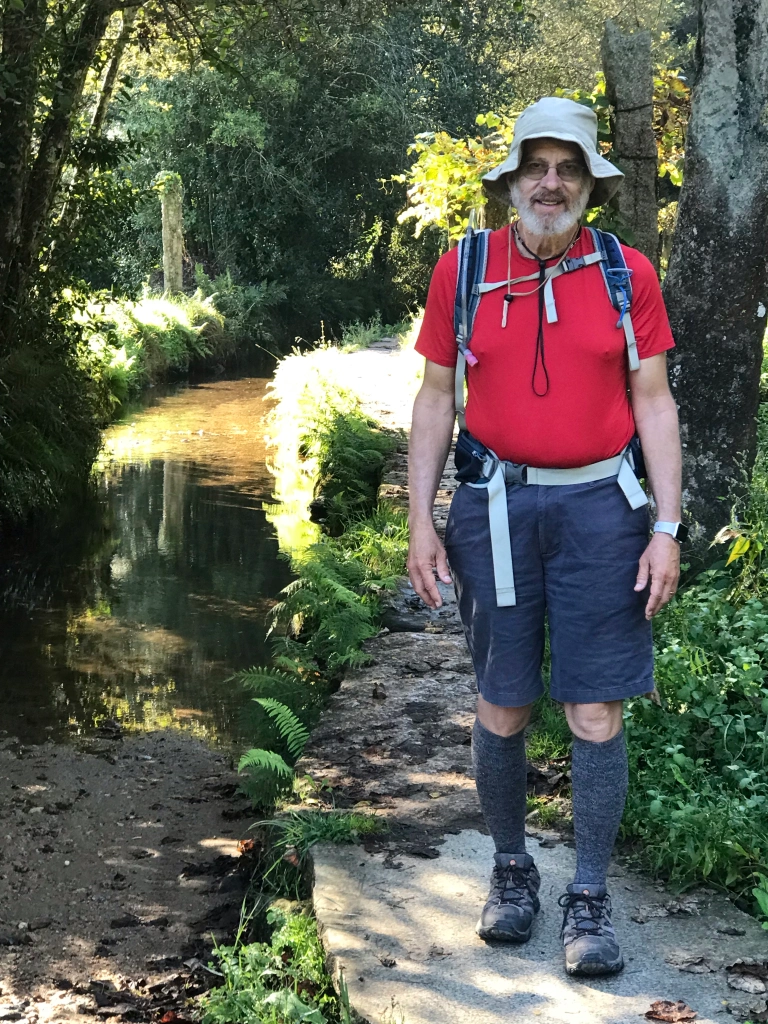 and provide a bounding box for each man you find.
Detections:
[407,97,683,977]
